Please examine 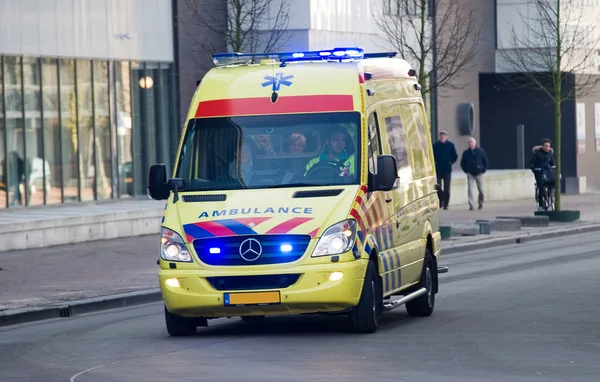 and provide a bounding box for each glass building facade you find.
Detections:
[0,56,177,208]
